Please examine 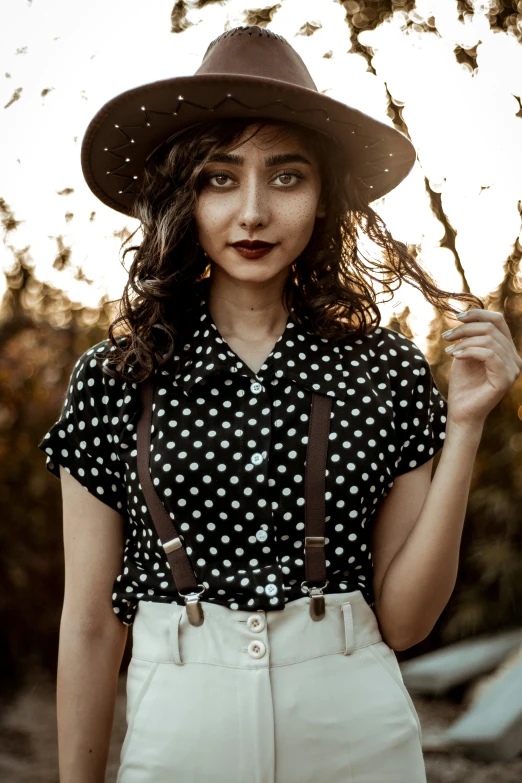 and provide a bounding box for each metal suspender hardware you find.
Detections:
[137,379,206,627]
[137,378,332,626]
[300,393,332,621]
